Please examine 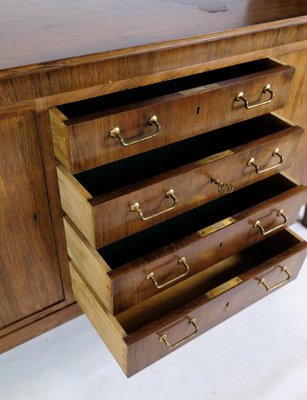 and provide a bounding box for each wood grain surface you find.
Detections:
[1,0,307,72]
[50,60,294,172]
[70,230,307,376]
[279,49,307,186]
[65,174,307,314]
[0,113,64,329]
[57,114,303,249]
[0,2,306,356]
